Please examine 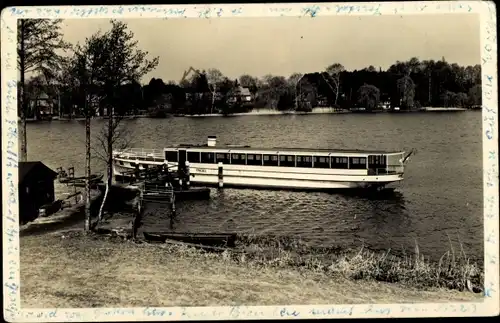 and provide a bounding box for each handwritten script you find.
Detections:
[1,1,497,320]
